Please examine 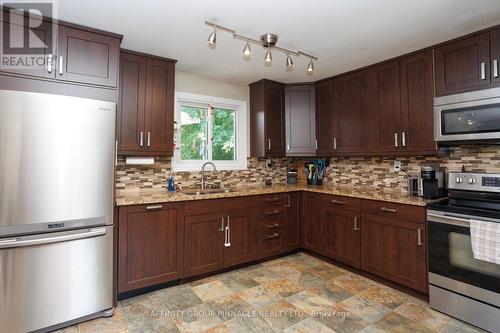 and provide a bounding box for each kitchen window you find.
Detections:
[173,92,247,171]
